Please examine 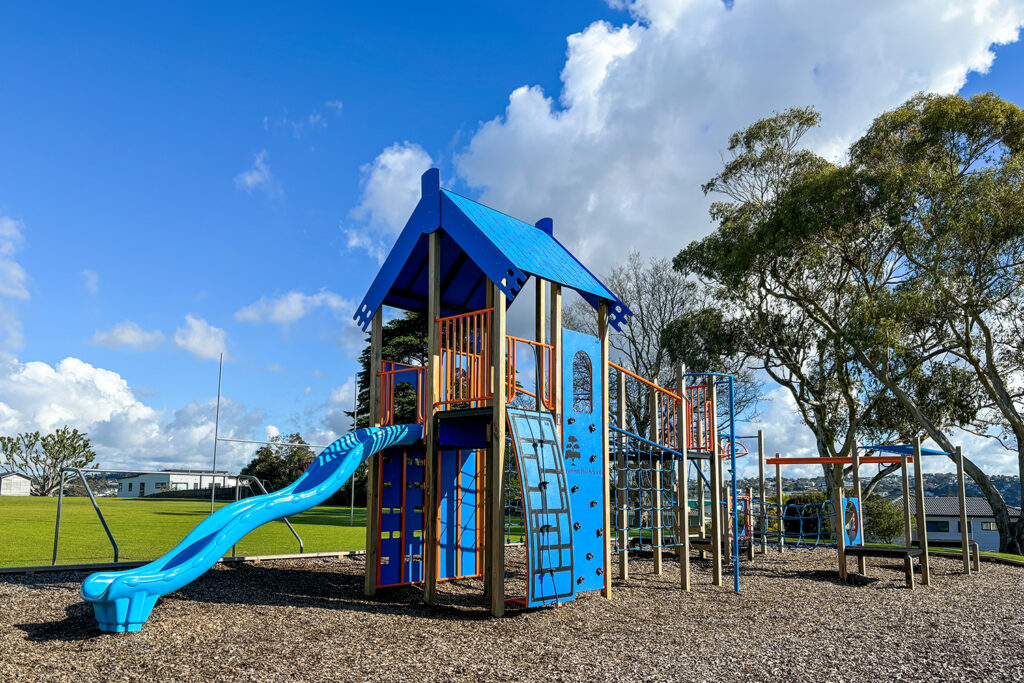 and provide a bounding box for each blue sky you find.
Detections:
[2,1,1023,476]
